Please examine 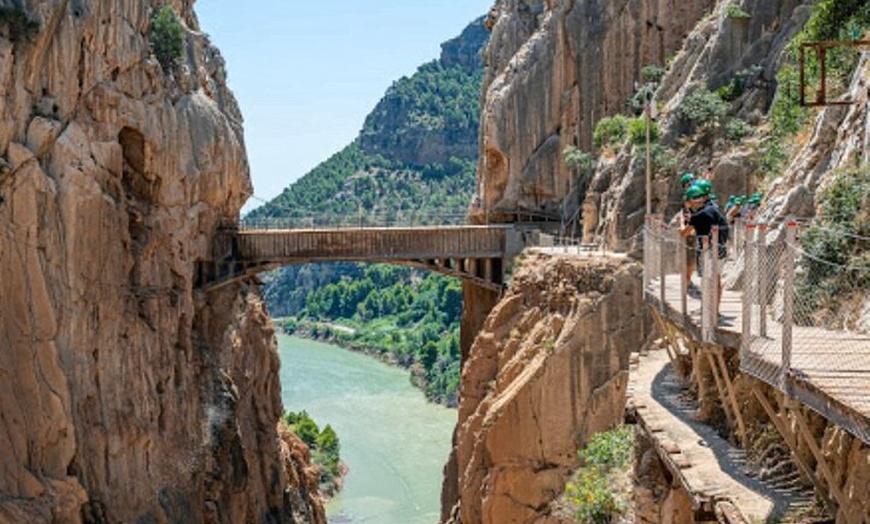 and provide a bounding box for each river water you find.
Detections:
[278,334,457,524]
